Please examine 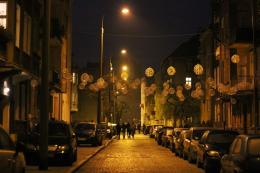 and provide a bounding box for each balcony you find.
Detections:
[14,47,41,77]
